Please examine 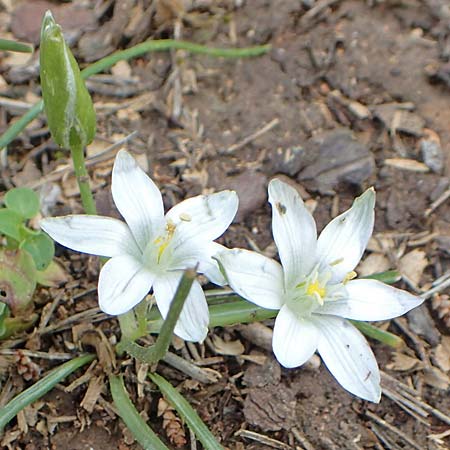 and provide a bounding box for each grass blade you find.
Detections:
[0,354,94,432]
[149,372,224,450]
[109,374,169,450]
